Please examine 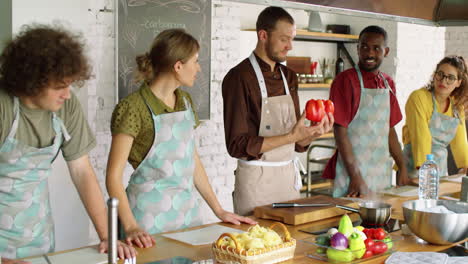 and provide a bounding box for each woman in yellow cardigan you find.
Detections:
[403,55,468,178]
